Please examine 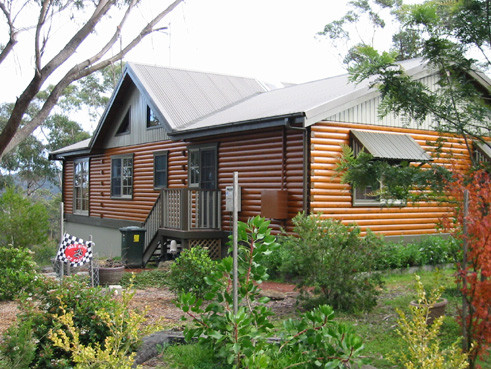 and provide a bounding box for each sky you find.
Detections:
[0,0,399,132]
